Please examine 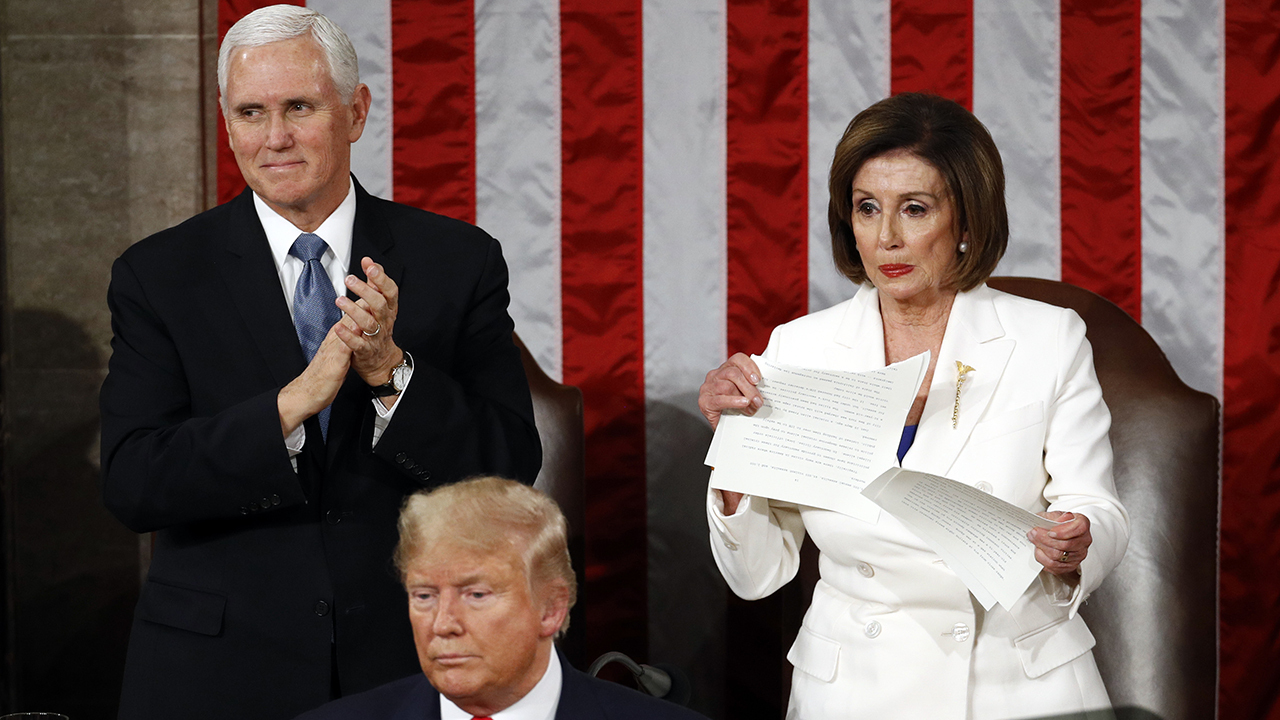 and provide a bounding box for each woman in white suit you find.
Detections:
[700,93,1129,720]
